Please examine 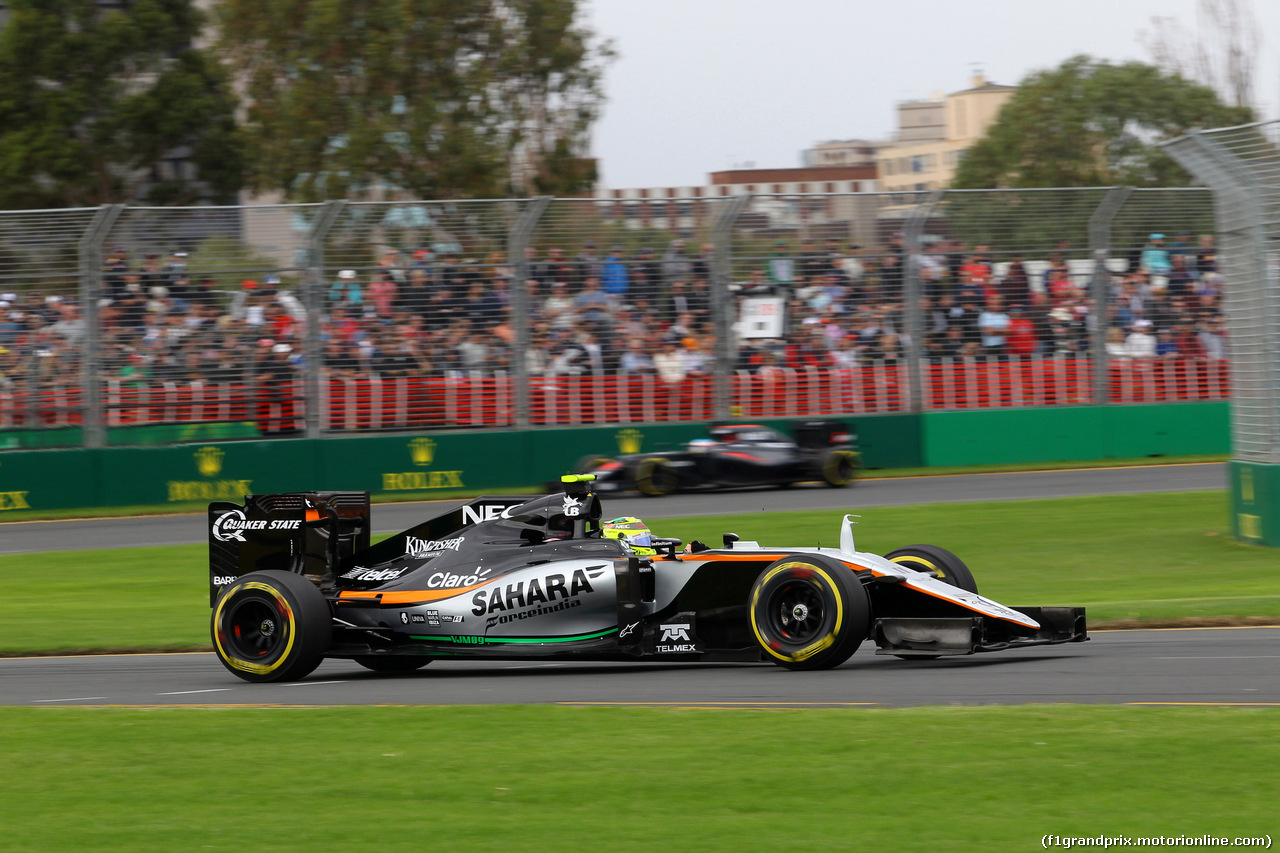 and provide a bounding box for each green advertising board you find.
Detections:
[1229,461,1280,547]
